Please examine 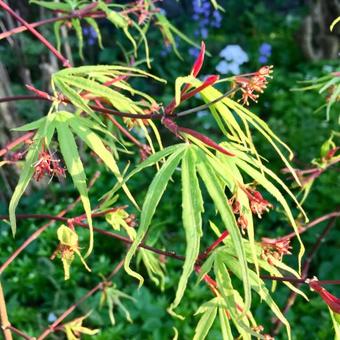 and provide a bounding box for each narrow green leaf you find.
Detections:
[9,114,55,236]
[69,119,138,209]
[71,18,84,60]
[102,144,186,201]
[329,308,340,340]
[218,304,233,340]
[193,302,217,340]
[124,146,187,284]
[60,75,143,114]
[29,0,72,11]
[84,17,103,49]
[226,256,292,340]
[168,147,204,318]
[52,77,93,117]
[53,21,63,52]
[234,156,305,273]
[56,122,93,257]
[195,148,251,314]
[12,116,47,132]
